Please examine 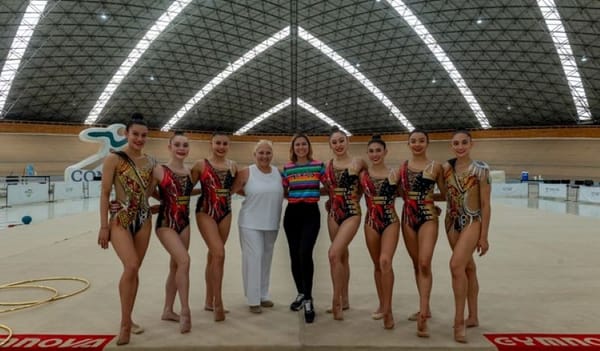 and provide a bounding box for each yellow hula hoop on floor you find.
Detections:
[0,277,90,348]
[0,276,90,302]
[0,324,13,347]
[0,277,90,313]
[0,284,58,313]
